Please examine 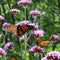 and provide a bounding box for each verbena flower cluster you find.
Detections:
[29,46,45,54]
[4,42,14,50]
[51,35,59,41]
[41,51,60,60]
[17,0,33,6]
[10,9,20,14]
[2,22,10,28]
